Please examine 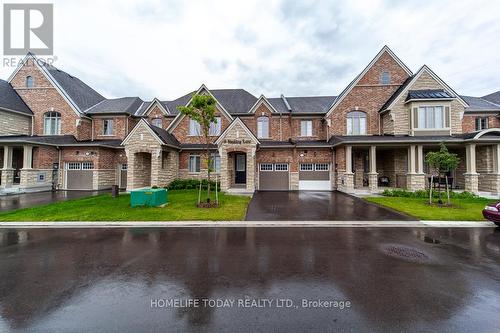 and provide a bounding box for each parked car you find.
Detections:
[482,203,500,226]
